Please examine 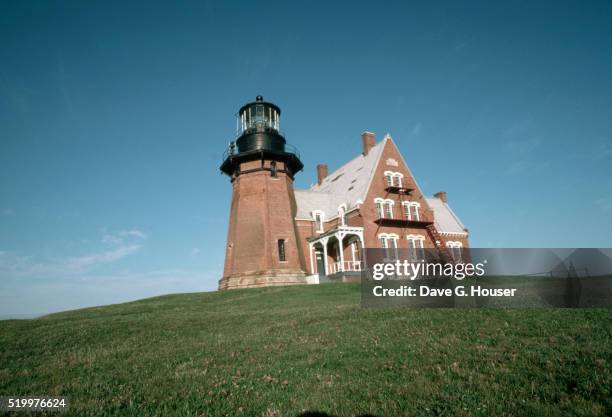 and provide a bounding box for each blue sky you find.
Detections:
[1,0,611,315]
